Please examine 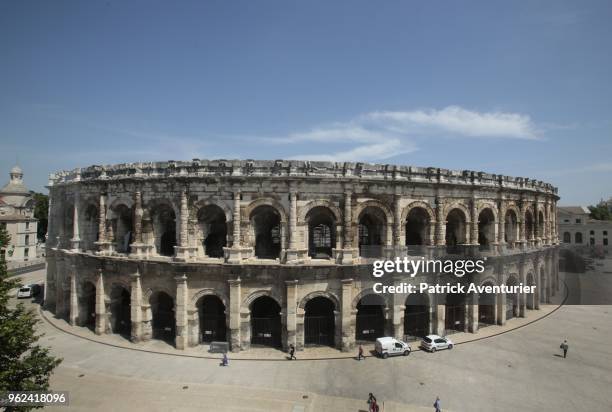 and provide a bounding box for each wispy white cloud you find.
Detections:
[277,105,540,161]
[541,162,612,177]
